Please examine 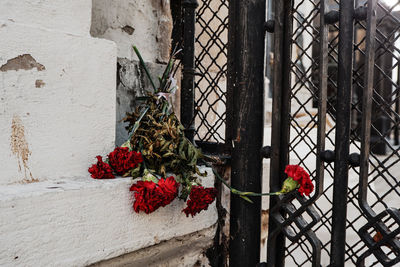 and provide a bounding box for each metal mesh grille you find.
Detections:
[283,0,400,266]
[194,0,228,143]
[191,0,400,264]
[285,0,336,265]
[348,1,400,265]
